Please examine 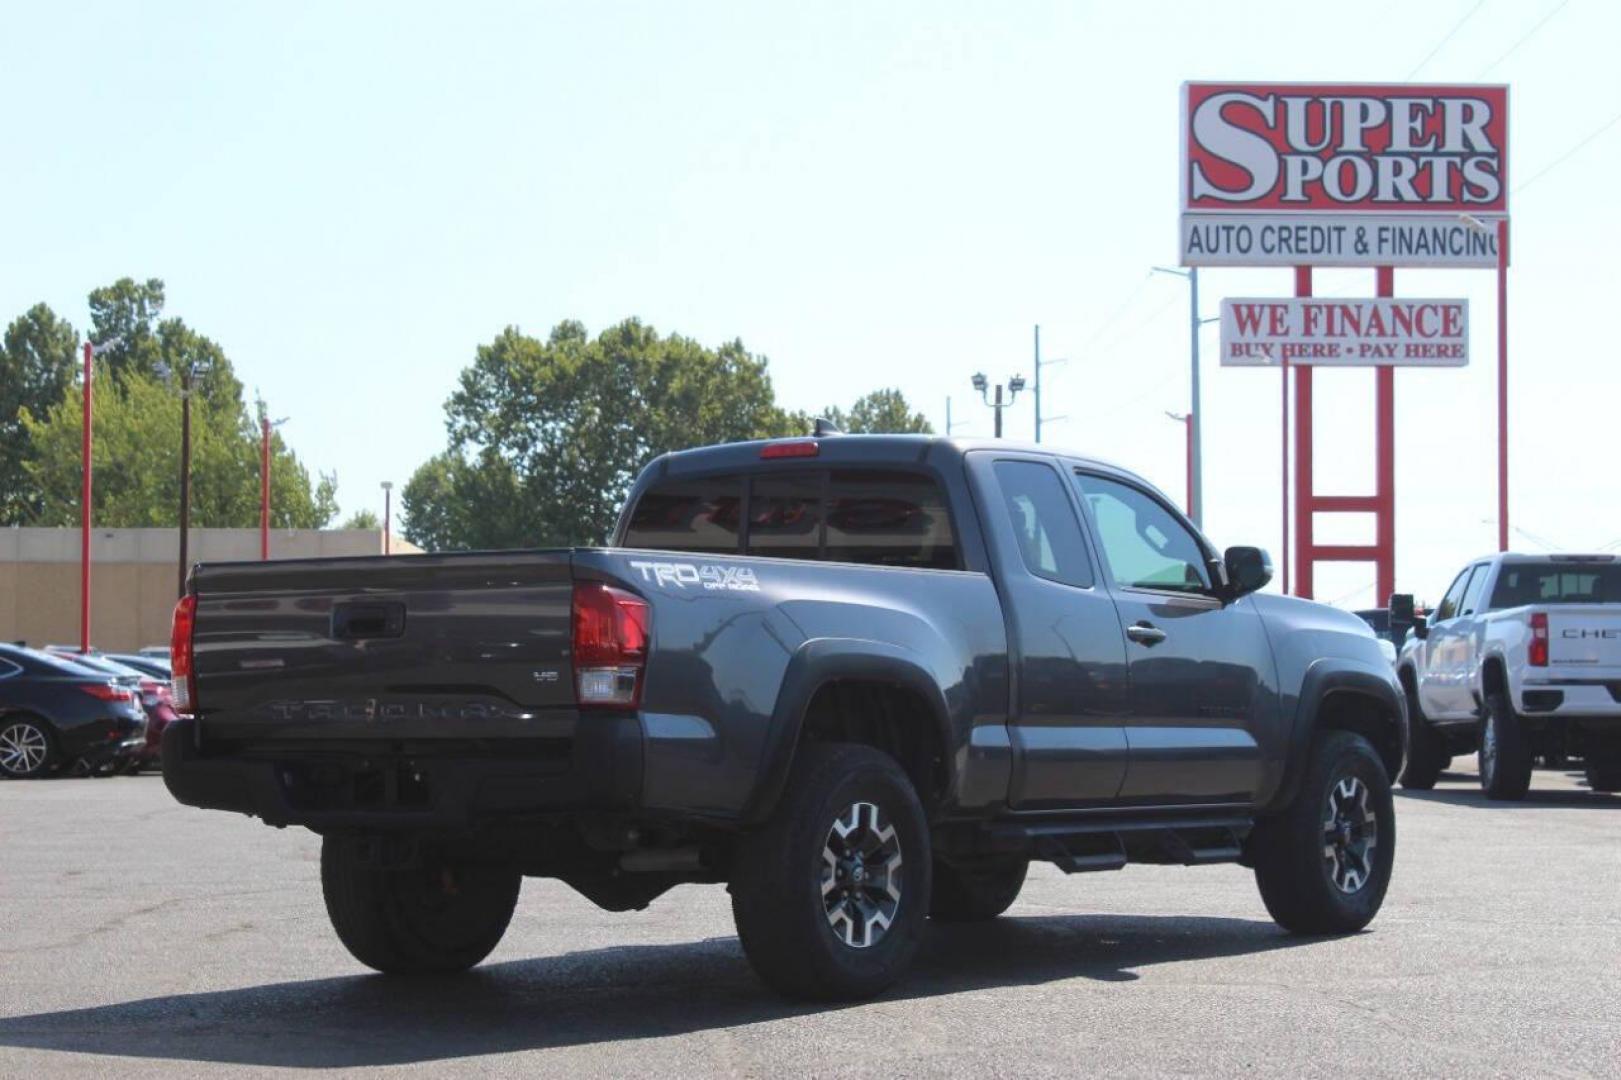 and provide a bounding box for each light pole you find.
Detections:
[1033,324,1068,443]
[380,481,394,555]
[156,356,211,598]
[1151,266,1206,528]
[78,335,122,650]
[1462,214,1509,552]
[1165,411,1194,518]
[259,412,288,560]
[971,372,1026,438]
